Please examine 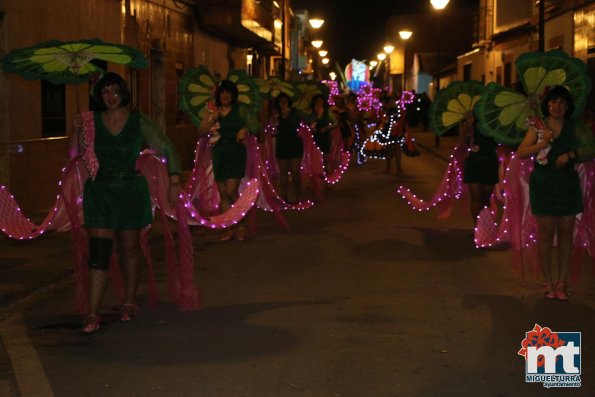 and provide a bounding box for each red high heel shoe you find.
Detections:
[120,303,138,322]
[542,282,556,300]
[555,283,569,301]
[219,228,235,242]
[236,225,248,241]
[81,314,101,334]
